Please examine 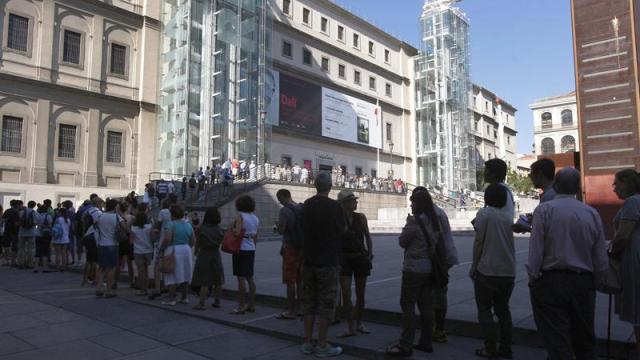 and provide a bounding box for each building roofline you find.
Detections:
[317,0,419,53]
[472,83,517,111]
[530,91,576,107]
